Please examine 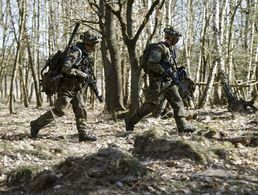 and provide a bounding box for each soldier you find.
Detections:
[30,30,102,142]
[152,67,196,117]
[125,26,195,133]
